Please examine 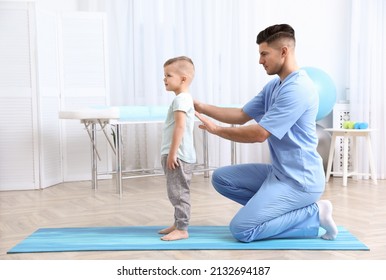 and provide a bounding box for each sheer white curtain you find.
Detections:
[349,0,386,179]
[106,0,270,170]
